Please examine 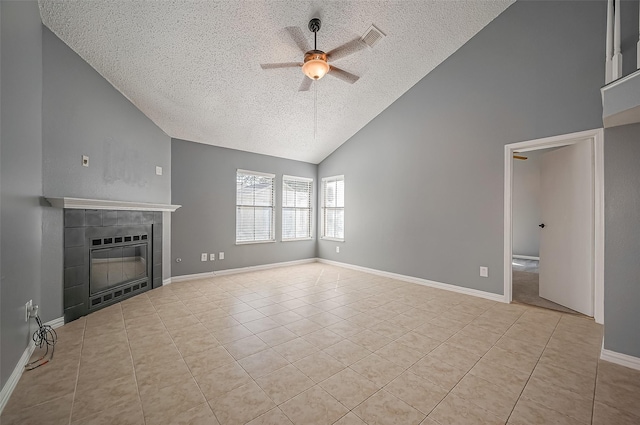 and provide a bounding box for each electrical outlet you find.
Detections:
[336,246,340,253]
[25,299,32,322]
[210,253,215,261]
[219,252,225,260]
[201,253,207,262]
[82,155,89,167]
[480,266,489,278]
